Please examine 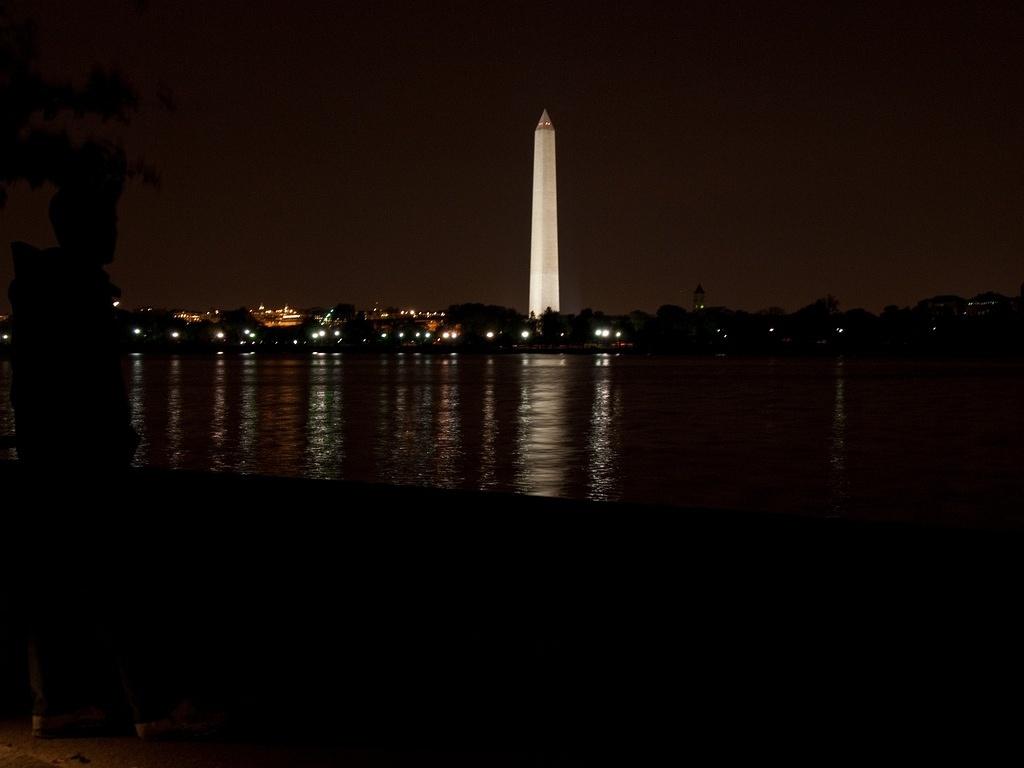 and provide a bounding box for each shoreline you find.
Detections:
[4,345,1024,359]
